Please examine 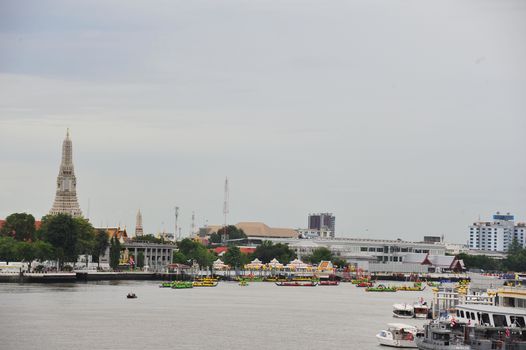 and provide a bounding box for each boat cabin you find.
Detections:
[455,304,526,328]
